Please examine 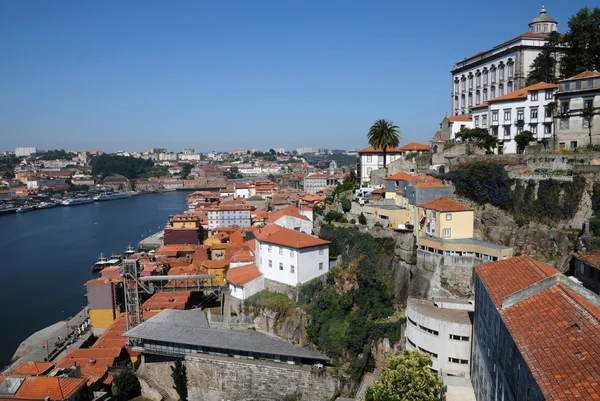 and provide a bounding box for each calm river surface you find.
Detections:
[0,191,188,367]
